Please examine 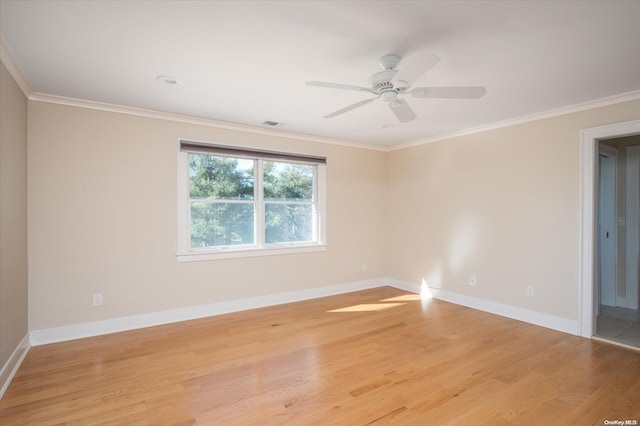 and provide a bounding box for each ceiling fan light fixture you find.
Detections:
[381,91,398,102]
